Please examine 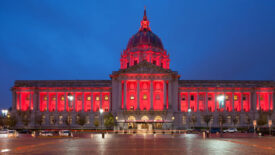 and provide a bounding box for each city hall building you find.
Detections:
[11,10,275,130]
